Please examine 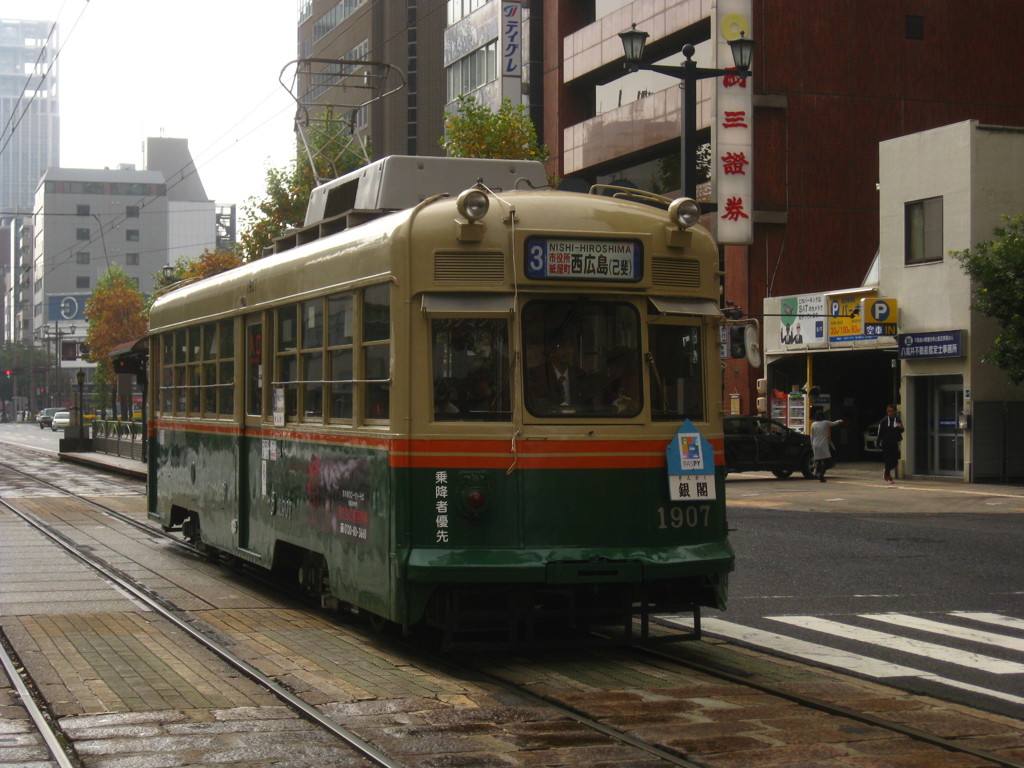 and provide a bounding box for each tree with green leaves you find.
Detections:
[440,95,549,163]
[85,265,148,412]
[954,213,1024,384]
[238,112,368,261]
